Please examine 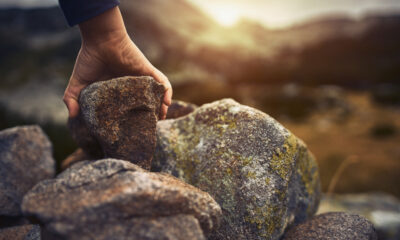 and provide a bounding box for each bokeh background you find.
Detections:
[0,0,399,198]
